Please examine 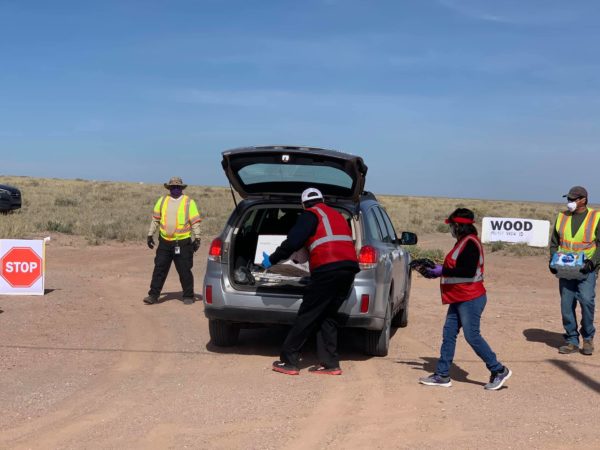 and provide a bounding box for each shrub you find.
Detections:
[45,220,74,234]
[436,223,449,233]
[55,197,79,207]
[406,246,445,263]
[488,241,505,253]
